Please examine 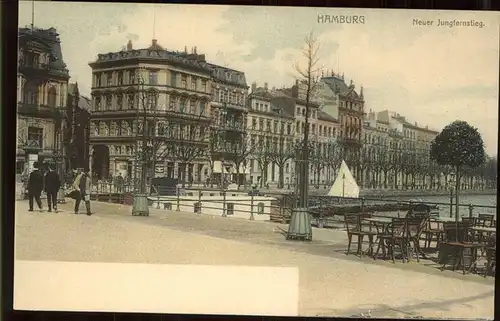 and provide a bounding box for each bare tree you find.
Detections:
[224,133,257,189]
[269,133,297,189]
[323,140,343,185]
[255,136,274,188]
[293,31,323,206]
